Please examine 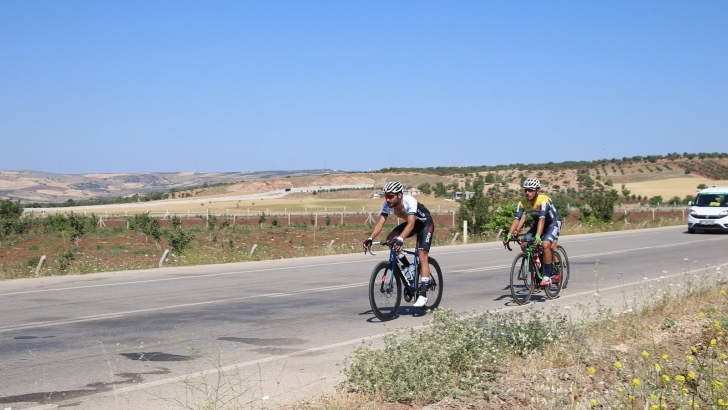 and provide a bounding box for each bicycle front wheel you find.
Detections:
[419,257,443,311]
[510,253,533,305]
[557,245,570,287]
[369,261,402,321]
[544,252,564,299]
